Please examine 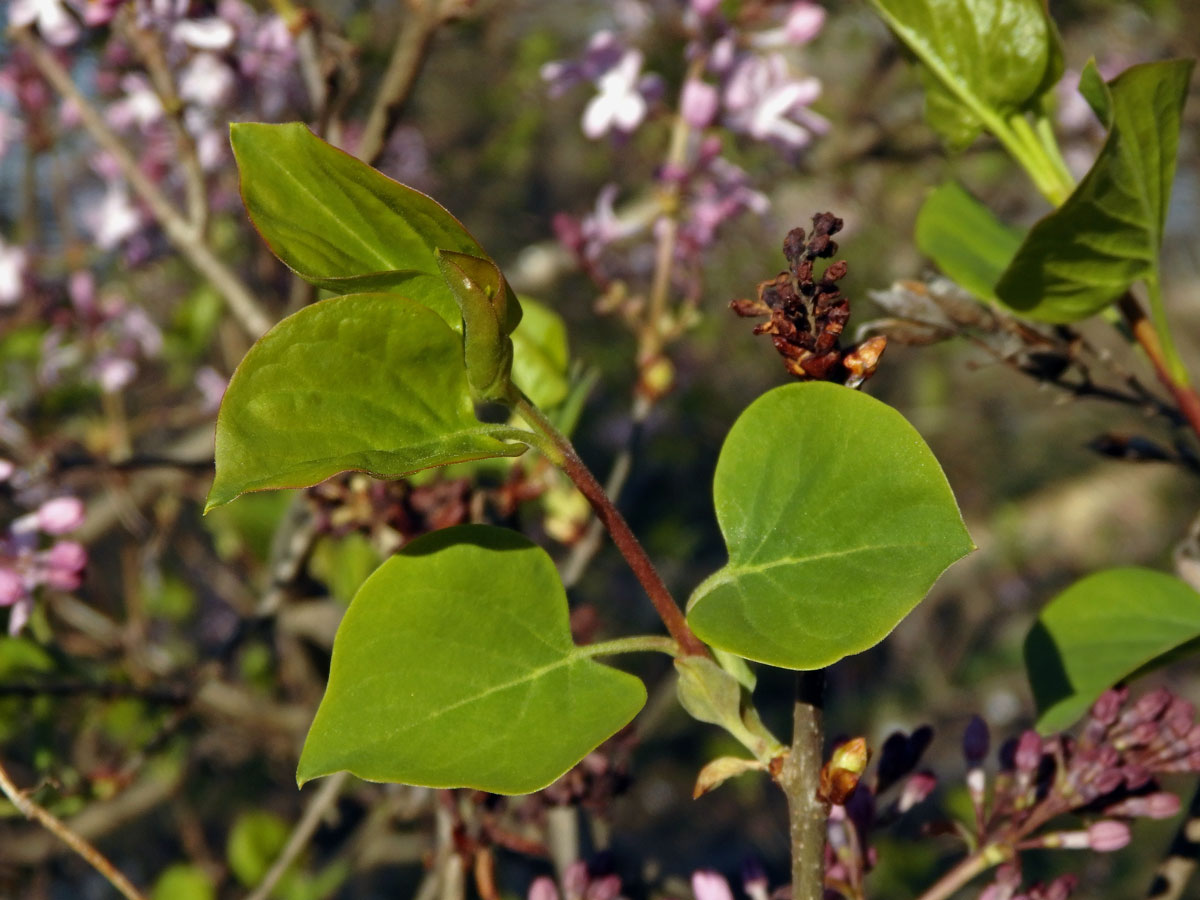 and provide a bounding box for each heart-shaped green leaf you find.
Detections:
[995,60,1194,322]
[915,182,1023,303]
[231,122,501,330]
[687,382,973,669]
[867,0,1062,150]
[510,297,570,409]
[207,293,527,511]
[1025,567,1200,733]
[298,525,647,794]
